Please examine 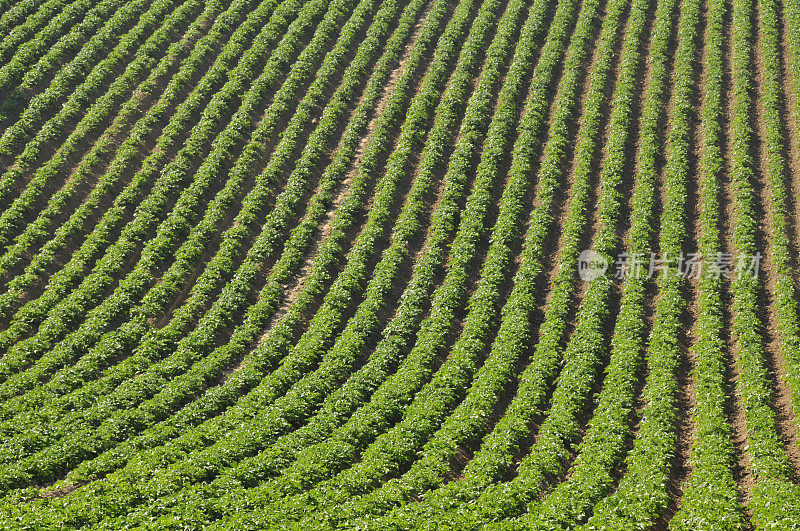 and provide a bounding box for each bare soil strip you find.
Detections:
[721,0,756,515]
[235,0,438,372]
[660,2,707,521]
